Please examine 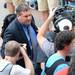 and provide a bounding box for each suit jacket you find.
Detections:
[1,18,47,63]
